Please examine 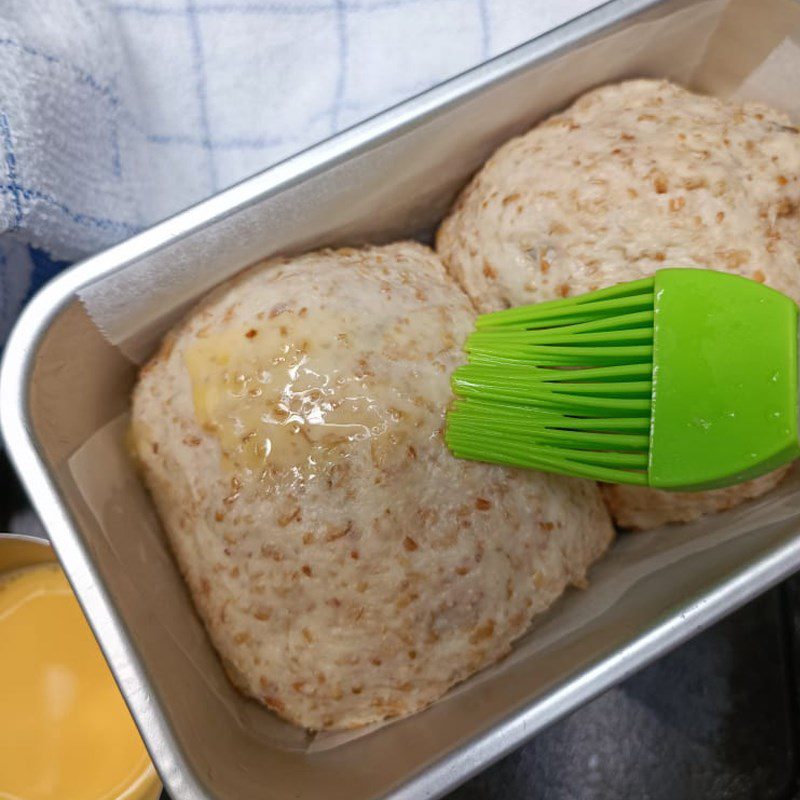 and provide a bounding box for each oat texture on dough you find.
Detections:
[132,242,614,729]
